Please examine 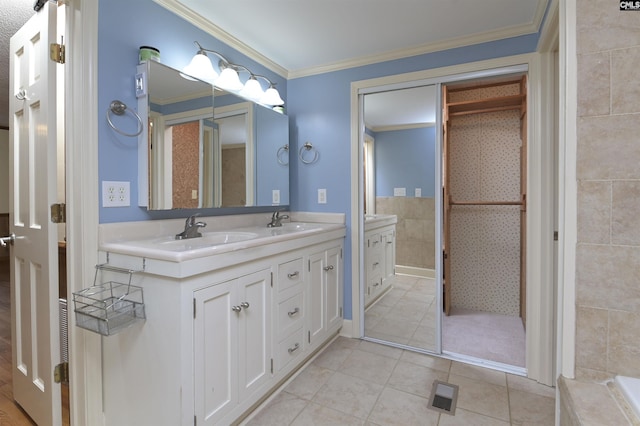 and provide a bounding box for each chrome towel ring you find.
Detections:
[277,144,289,165]
[299,142,319,164]
[107,100,143,137]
